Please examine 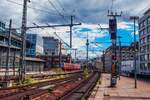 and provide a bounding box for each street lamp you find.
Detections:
[130,16,139,88]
